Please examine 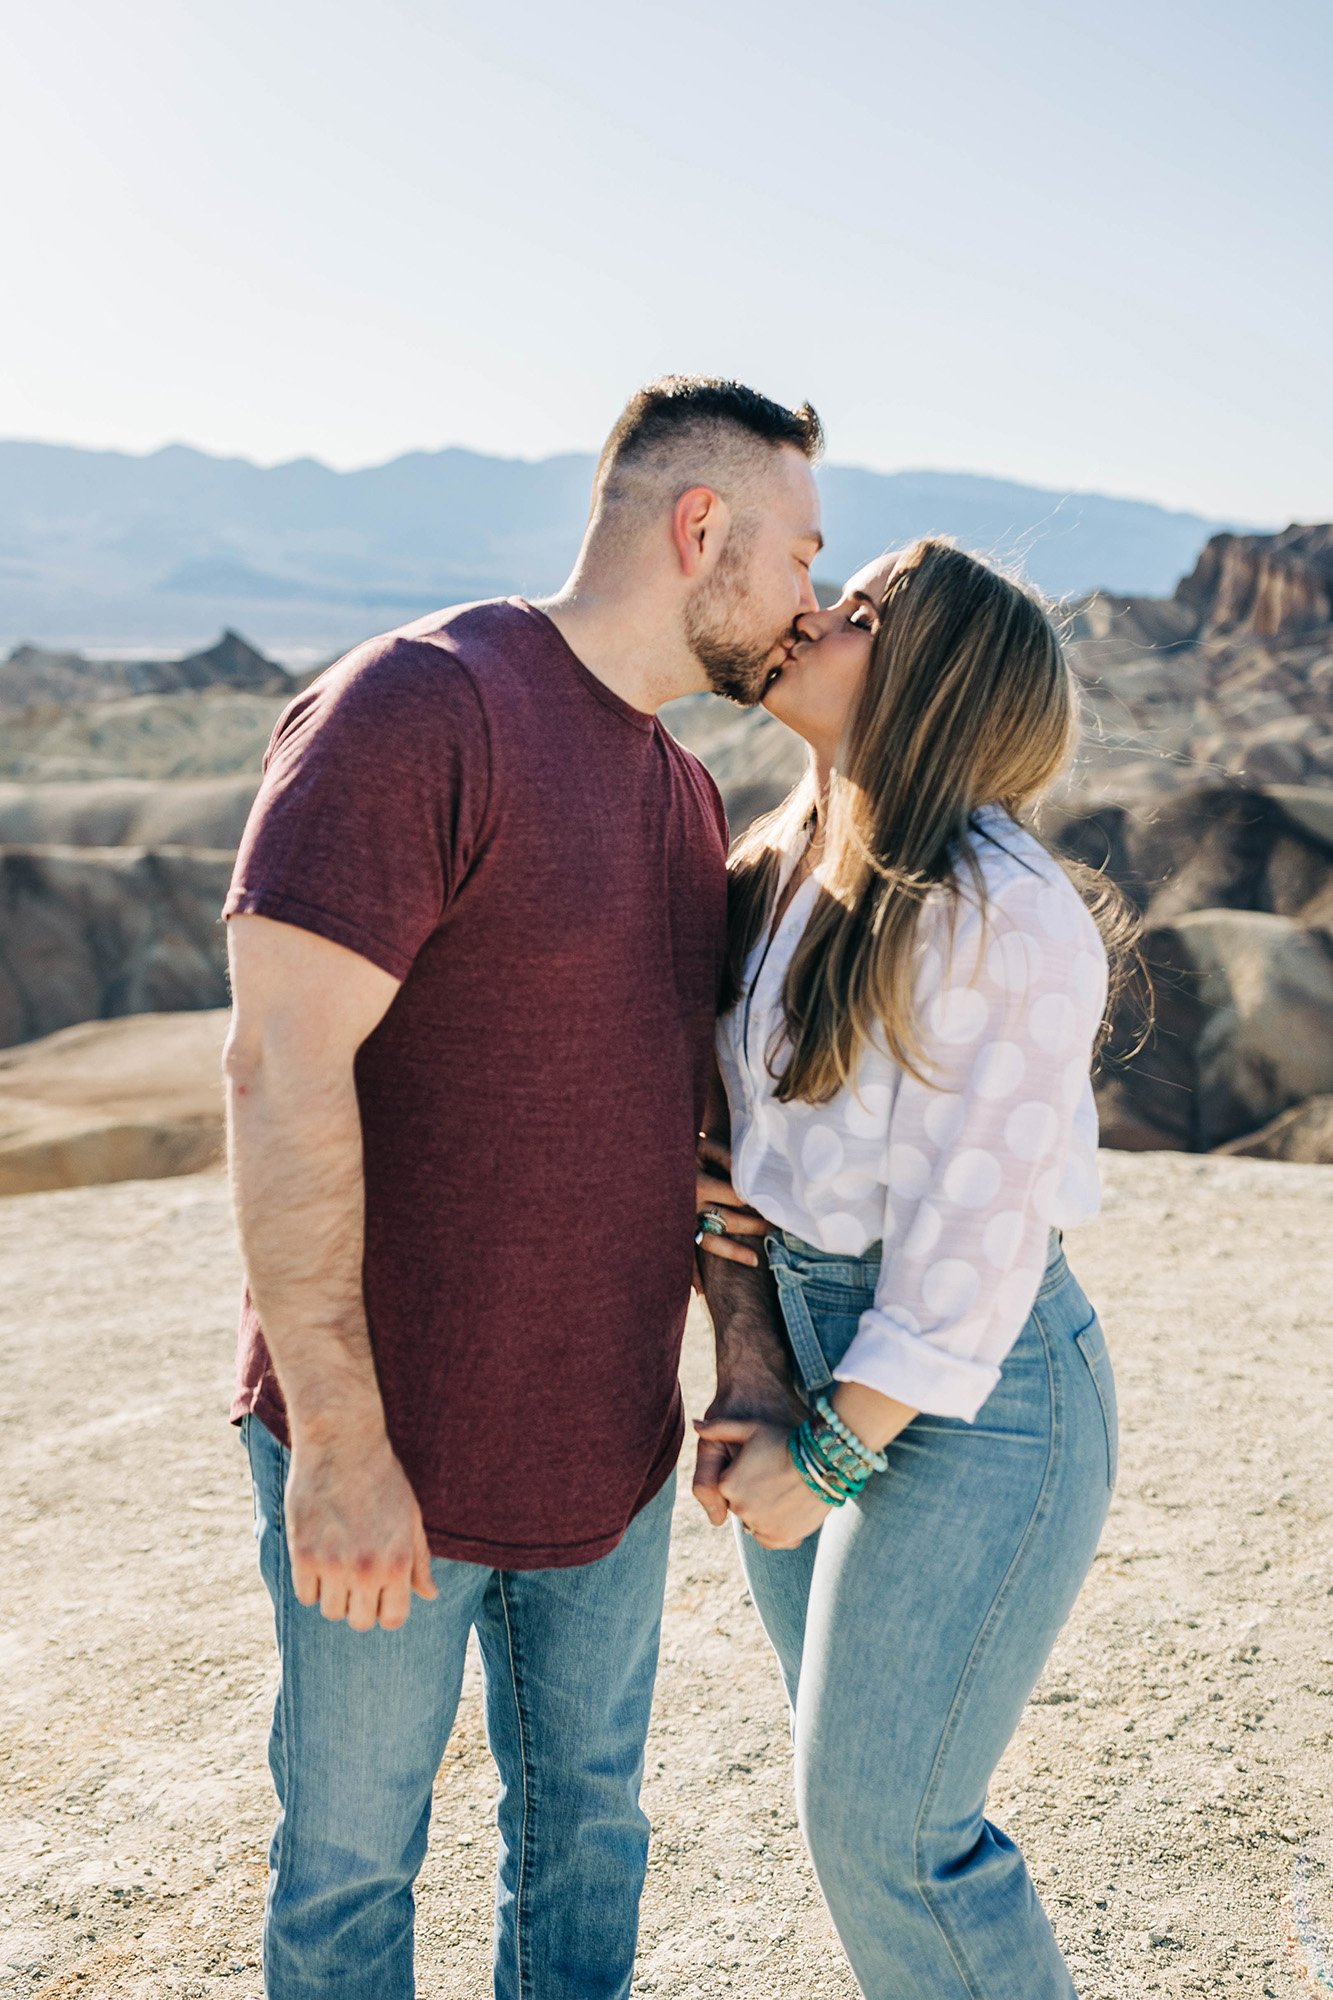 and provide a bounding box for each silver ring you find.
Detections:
[696,1210,728,1238]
